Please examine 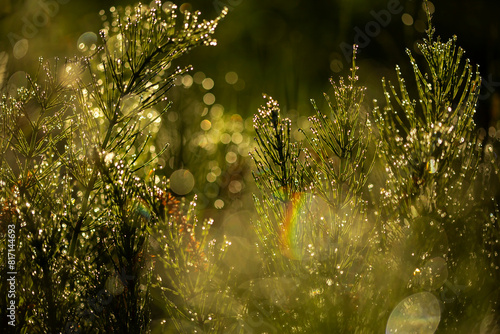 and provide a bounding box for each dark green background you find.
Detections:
[1,0,499,128]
